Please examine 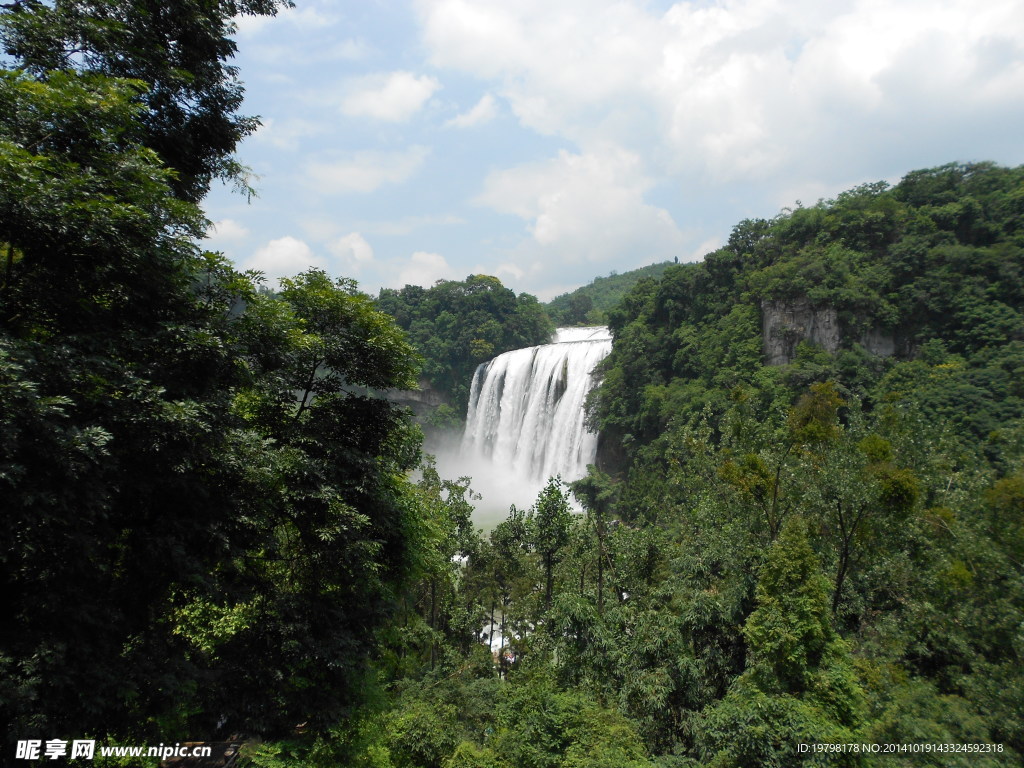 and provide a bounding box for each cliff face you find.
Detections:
[761,299,841,365]
[385,379,447,417]
[761,299,896,365]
